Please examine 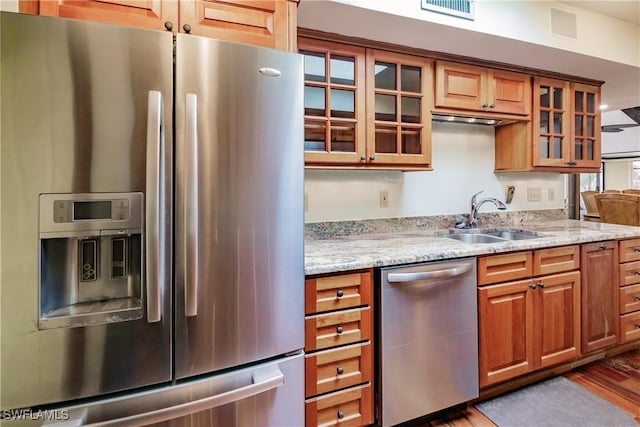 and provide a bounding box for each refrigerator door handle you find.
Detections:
[184,93,199,317]
[145,90,165,323]
[82,365,284,426]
